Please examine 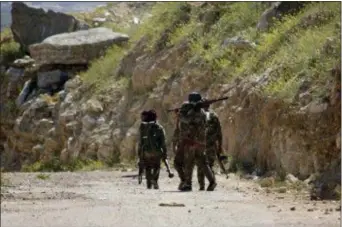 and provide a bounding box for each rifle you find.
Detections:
[163,158,174,178]
[167,96,229,112]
